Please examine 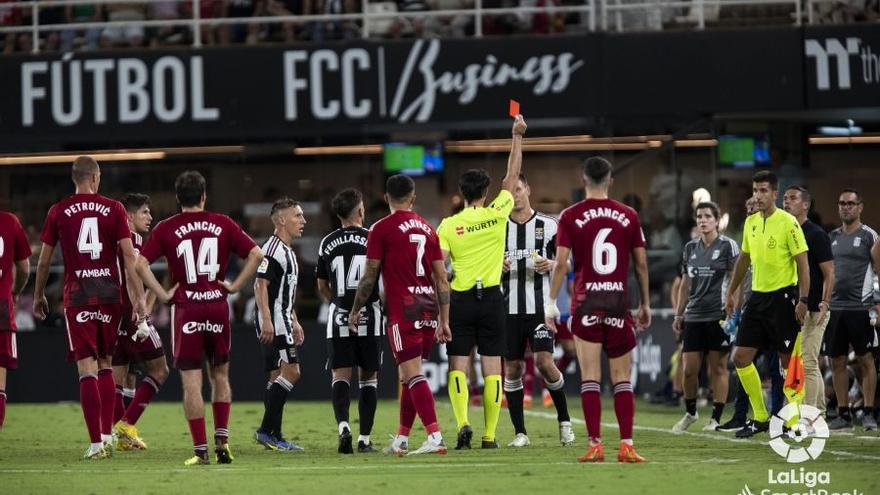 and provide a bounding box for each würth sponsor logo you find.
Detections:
[181,321,224,334]
[76,310,112,324]
[75,268,111,278]
[185,289,224,301]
